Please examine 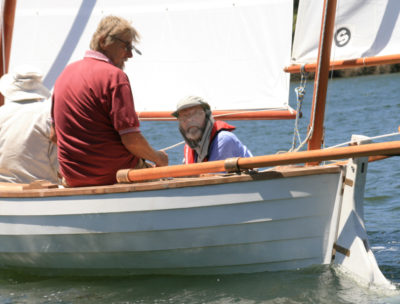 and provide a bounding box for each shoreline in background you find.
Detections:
[290,64,400,81]
[332,63,400,77]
